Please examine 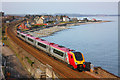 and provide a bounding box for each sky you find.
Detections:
[1,0,120,2]
[1,2,118,15]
